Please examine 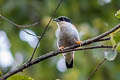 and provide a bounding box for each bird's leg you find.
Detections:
[75,41,82,46]
[59,46,64,51]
